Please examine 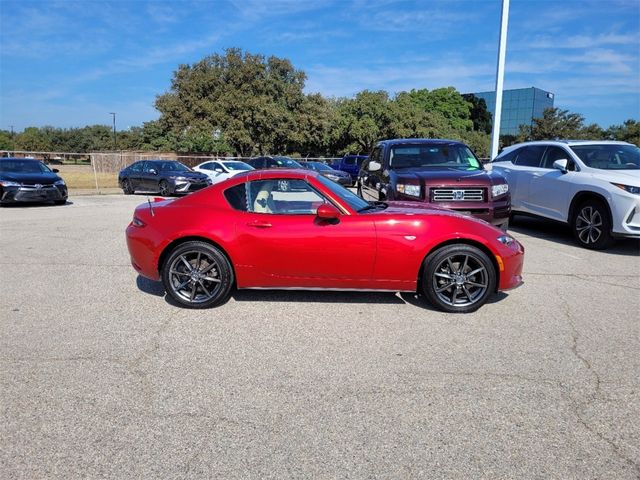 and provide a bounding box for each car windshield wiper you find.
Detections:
[358,201,388,212]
